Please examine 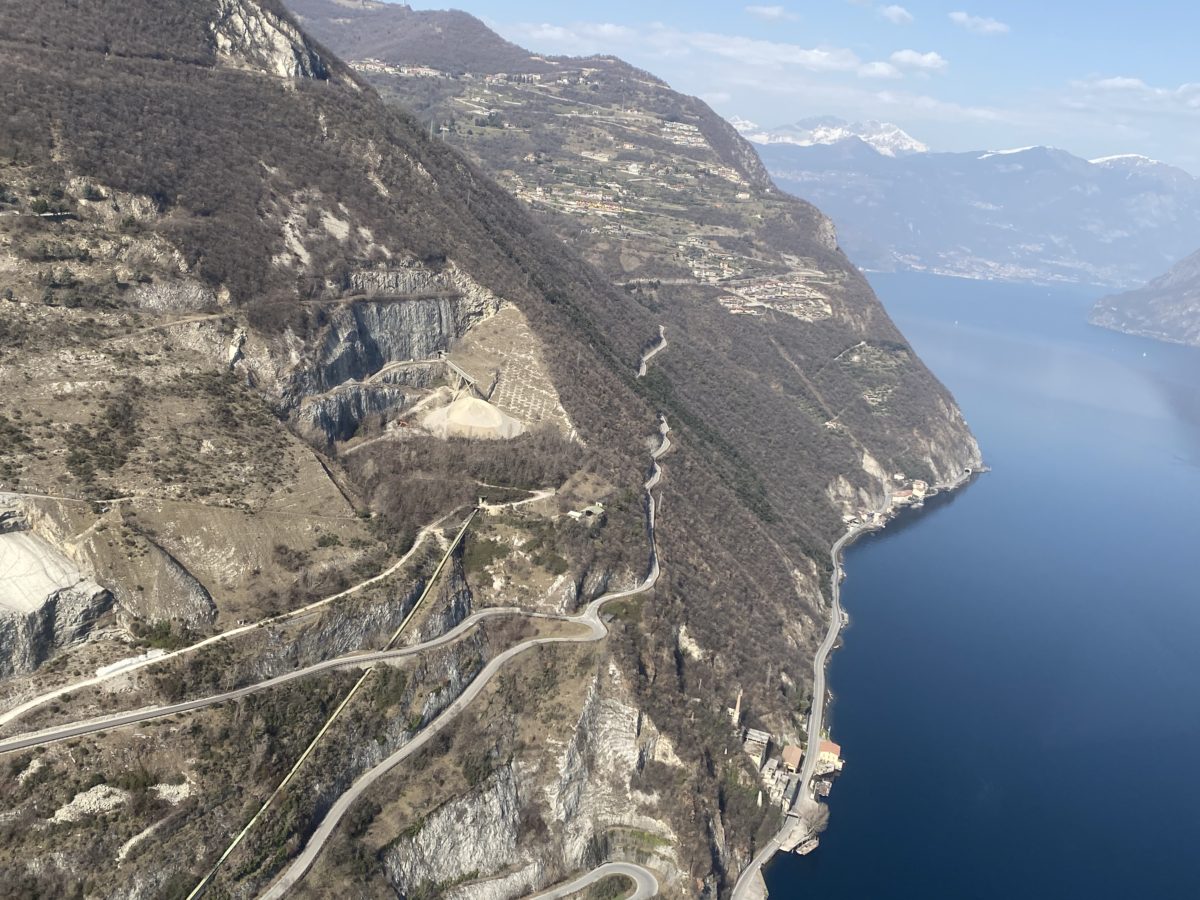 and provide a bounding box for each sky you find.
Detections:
[397,0,1200,171]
